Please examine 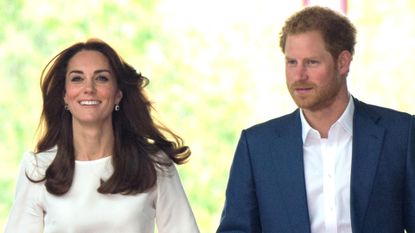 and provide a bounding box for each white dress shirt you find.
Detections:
[301,96,354,233]
[5,147,200,233]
